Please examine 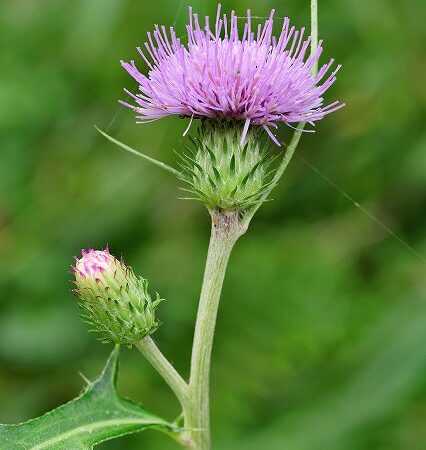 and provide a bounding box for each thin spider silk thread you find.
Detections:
[296,155,426,263]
